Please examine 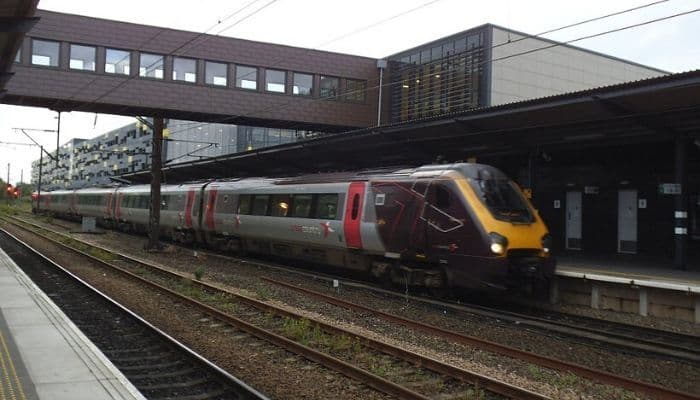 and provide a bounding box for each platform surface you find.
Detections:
[0,246,146,400]
[556,253,700,292]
